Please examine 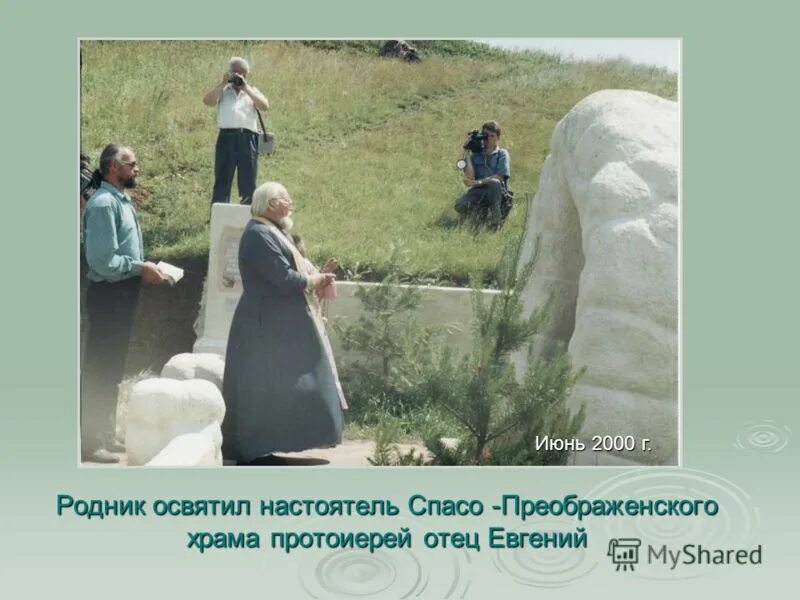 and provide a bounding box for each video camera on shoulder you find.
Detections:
[463,129,487,153]
[80,154,96,202]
